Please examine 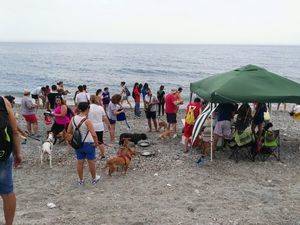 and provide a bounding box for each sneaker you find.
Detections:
[91,175,101,185]
[78,180,84,186]
[21,139,27,145]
